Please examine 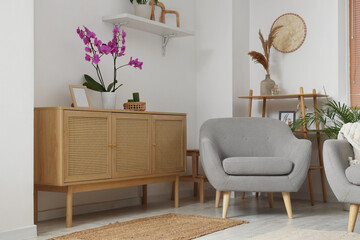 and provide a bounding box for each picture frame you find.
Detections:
[69,85,92,108]
[279,111,296,126]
